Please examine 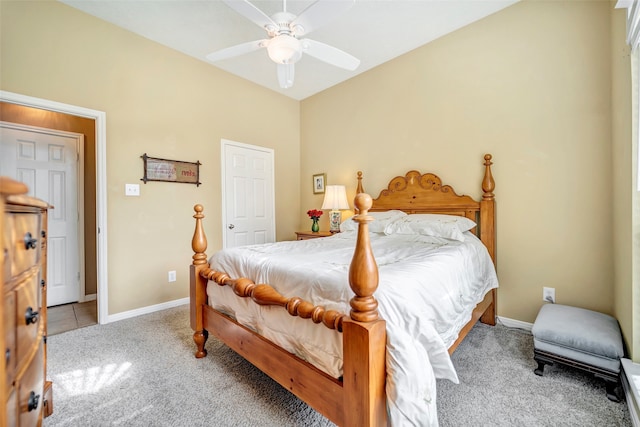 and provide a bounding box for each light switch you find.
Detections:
[125,183,140,196]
